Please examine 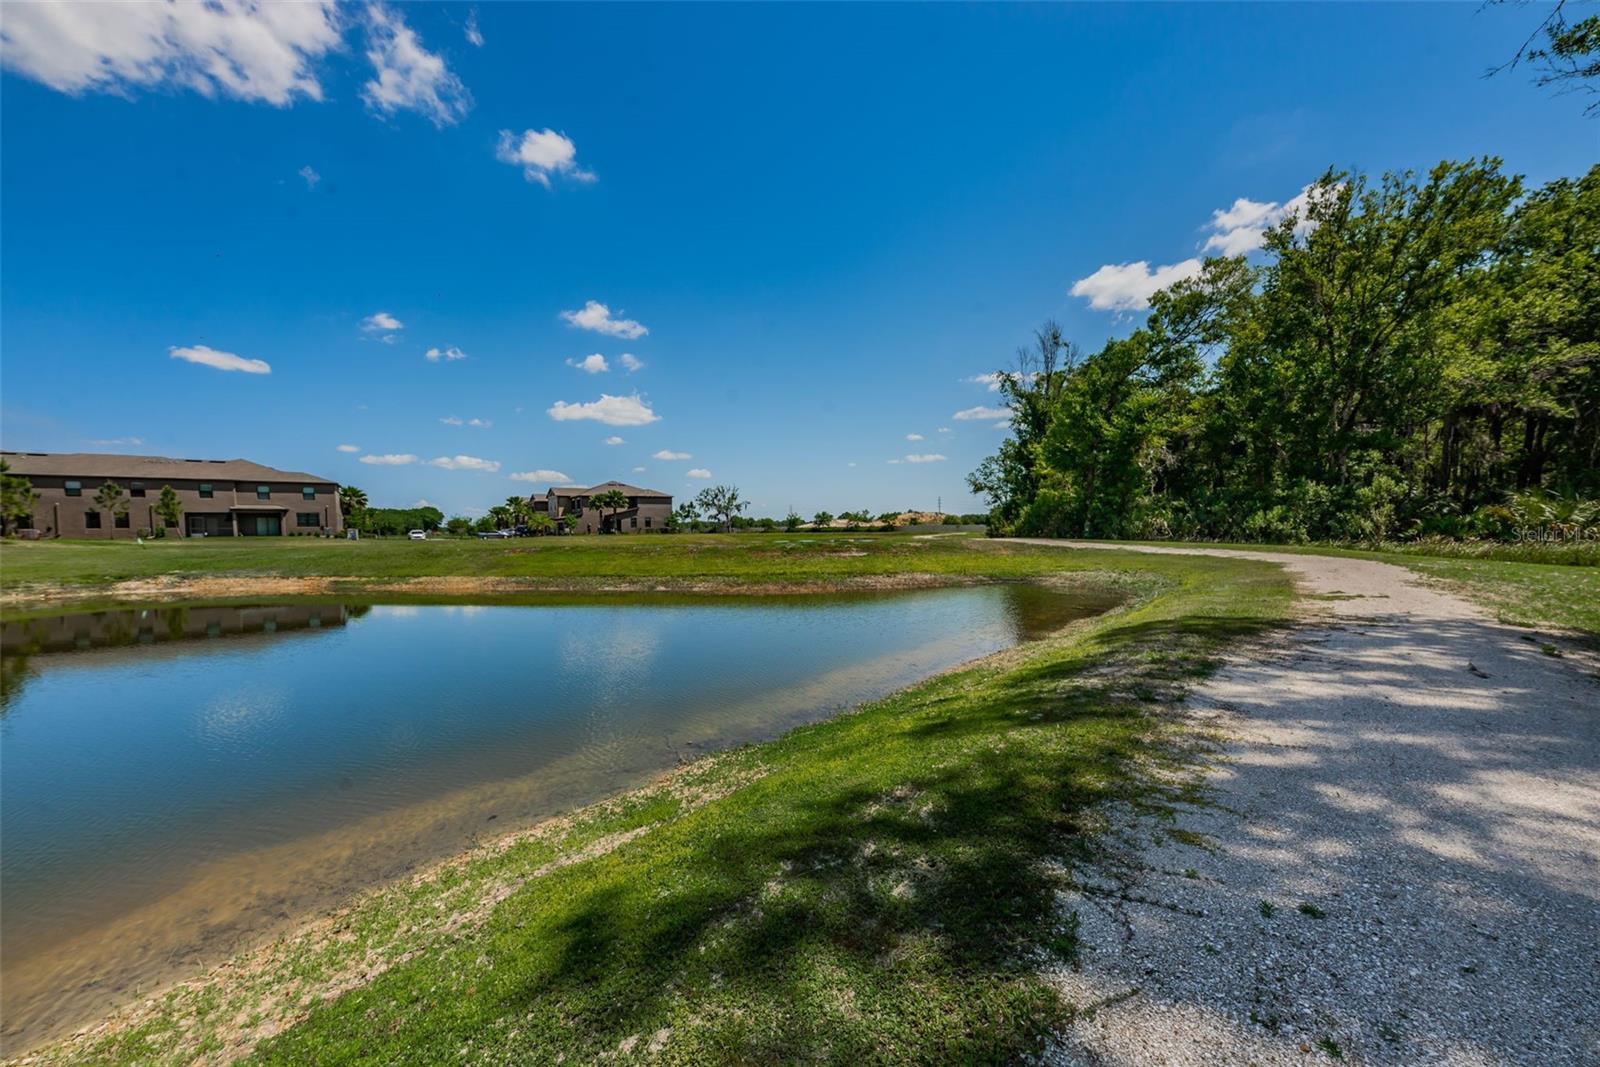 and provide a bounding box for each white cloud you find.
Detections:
[567,353,609,373]
[464,9,483,46]
[1200,185,1331,257]
[937,427,952,434]
[559,300,647,339]
[89,436,145,447]
[1070,259,1204,312]
[686,468,712,479]
[298,164,321,188]
[428,454,500,472]
[847,461,858,468]
[169,344,271,374]
[953,405,1010,421]
[336,444,361,453]
[414,498,434,508]
[619,352,643,372]
[510,469,571,483]
[425,345,466,362]
[547,393,659,427]
[495,128,595,187]
[604,435,625,445]
[440,416,491,428]
[363,310,403,332]
[903,453,947,464]
[905,433,924,442]
[966,372,1004,391]
[632,466,647,473]
[361,2,470,126]
[0,0,342,104]
[652,449,691,460]
[360,453,418,465]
